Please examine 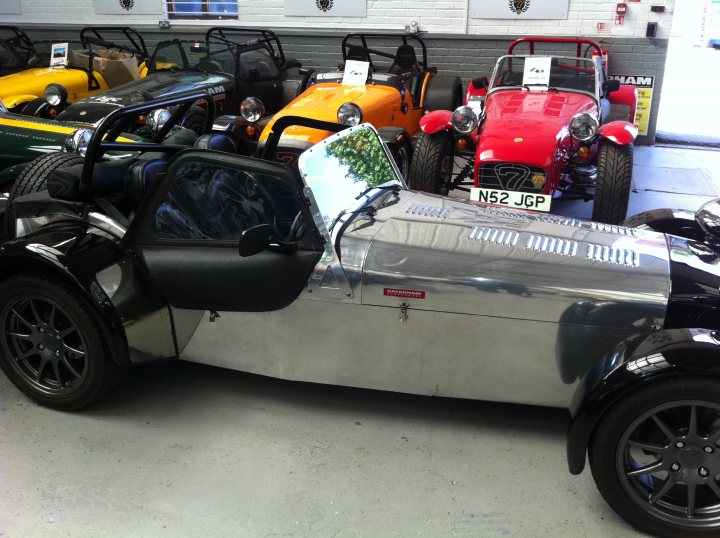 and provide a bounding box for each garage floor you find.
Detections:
[2,145,720,537]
